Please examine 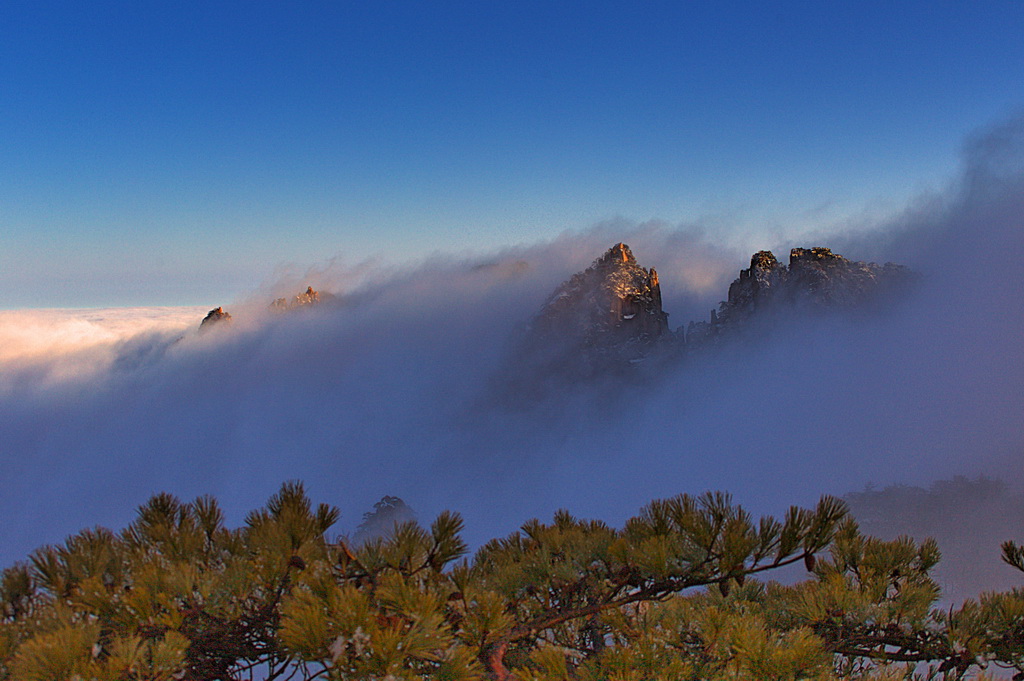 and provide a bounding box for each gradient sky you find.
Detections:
[2,1,1023,308]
